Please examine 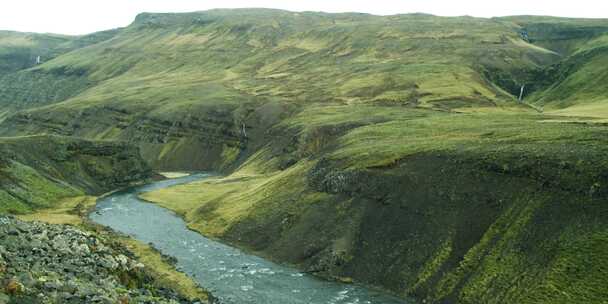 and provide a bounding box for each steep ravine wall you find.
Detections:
[198,152,608,303]
[3,101,608,303]
[0,135,153,213]
[139,114,608,304]
[0,101,293,172]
